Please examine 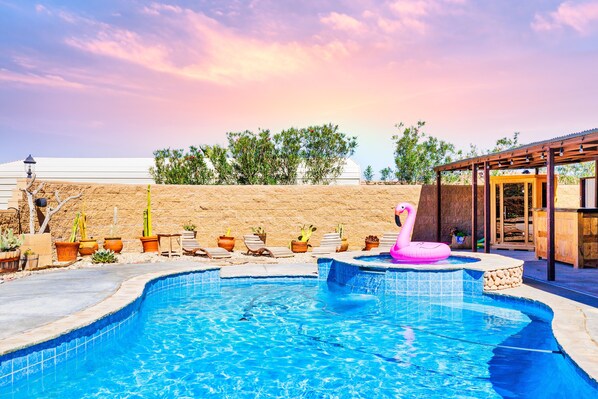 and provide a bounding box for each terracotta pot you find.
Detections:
[55,241,80,262]
[140,236,159,253]
[364,240,379,251]
[338,238,349,252]
[218,236,235,252]
[255,233,266,244]
[291,240,308,253]
[103,237,124,253]
[184,230,197,239]
[79,239,99,256]
[0,249,20,272]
